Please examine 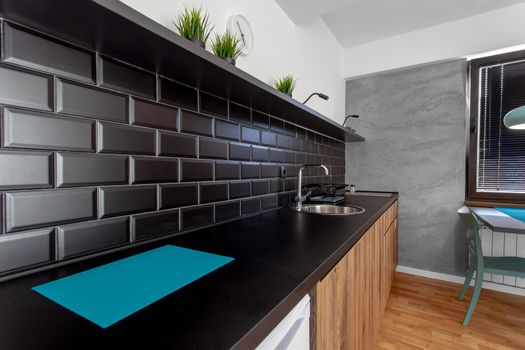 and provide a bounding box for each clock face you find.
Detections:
[227,15,253,57]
